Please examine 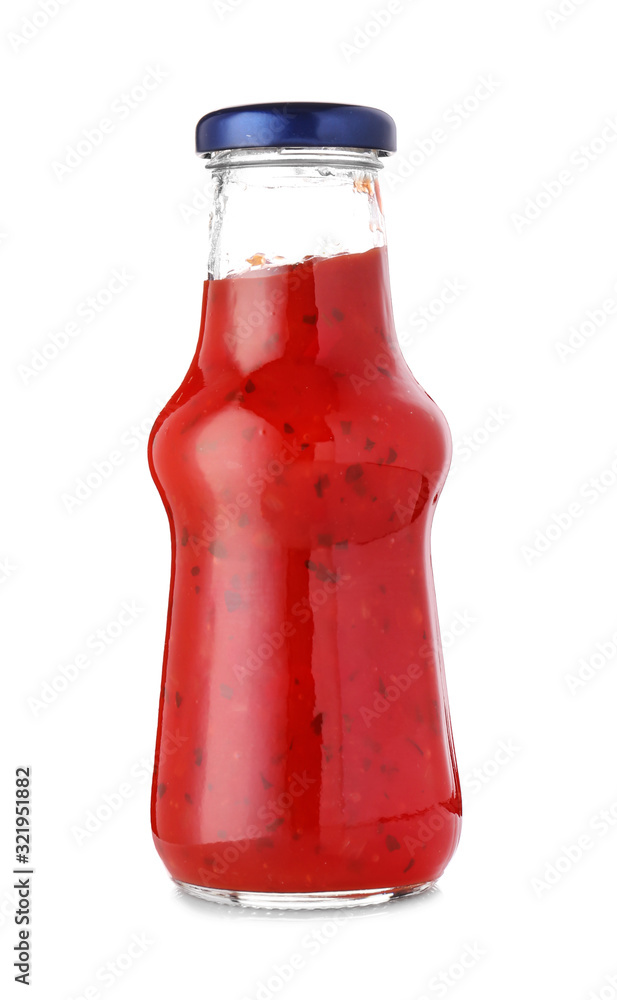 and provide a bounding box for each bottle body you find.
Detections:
[149,236,461,899]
